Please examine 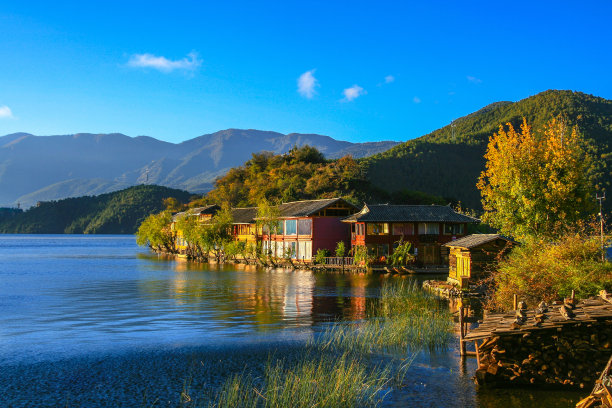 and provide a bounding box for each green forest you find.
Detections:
[196,145,448,208]
[0,185,195,234]
[363,90,612,210]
